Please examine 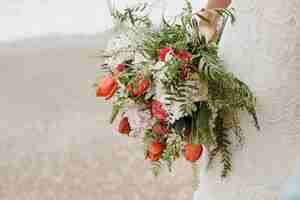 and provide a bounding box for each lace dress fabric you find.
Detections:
[194,0,300,199]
